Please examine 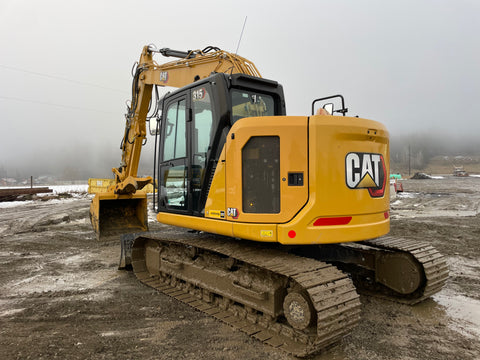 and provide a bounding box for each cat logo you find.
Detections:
[345,152,386,198]
[159,71,168,83]
[227,207,238,219]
